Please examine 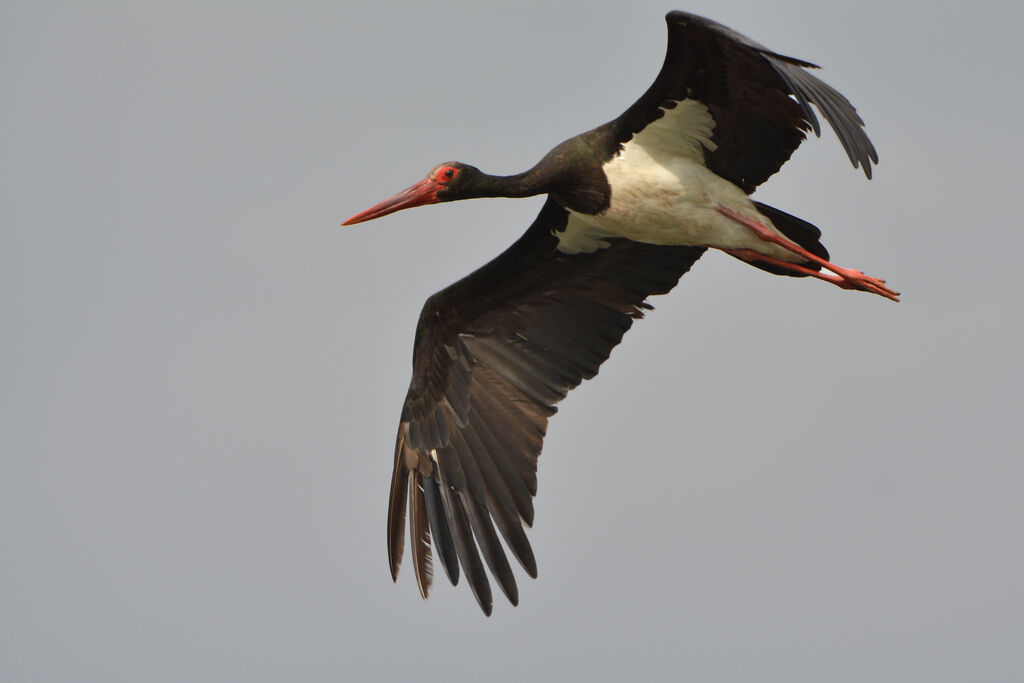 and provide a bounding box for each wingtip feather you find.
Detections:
[387,429,411,582]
